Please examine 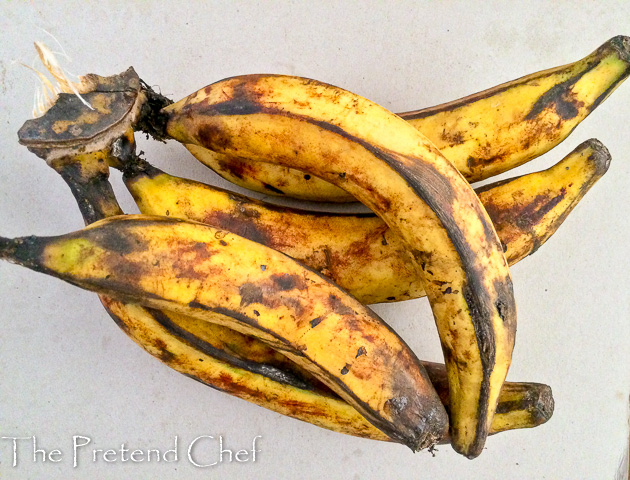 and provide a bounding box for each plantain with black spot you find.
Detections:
[181,36,630,201]
[117,138,610,305]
